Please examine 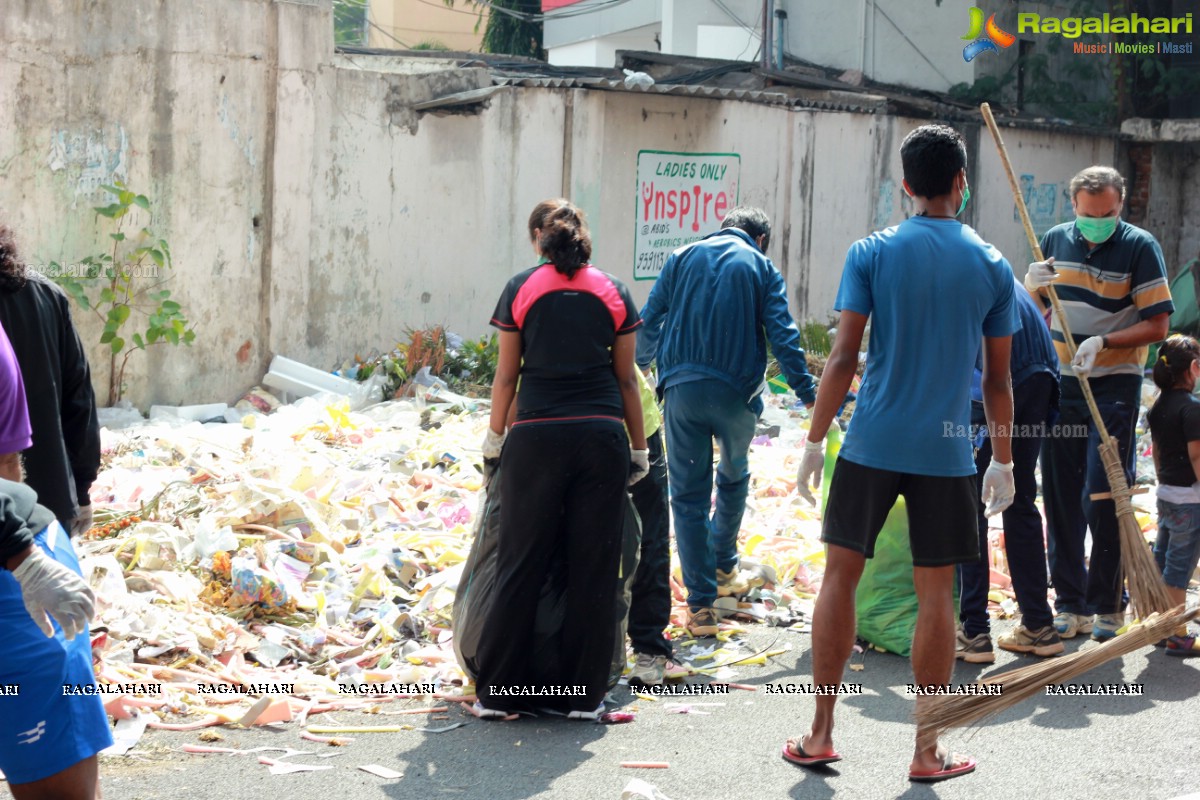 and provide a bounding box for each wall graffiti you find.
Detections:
[47,126,129,207]
[874,178,895,229]
[1017,173,1072,237]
